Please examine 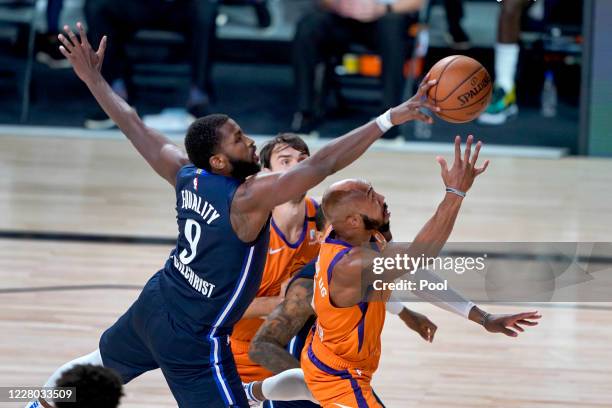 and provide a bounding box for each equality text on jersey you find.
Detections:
[180,189,221,225]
